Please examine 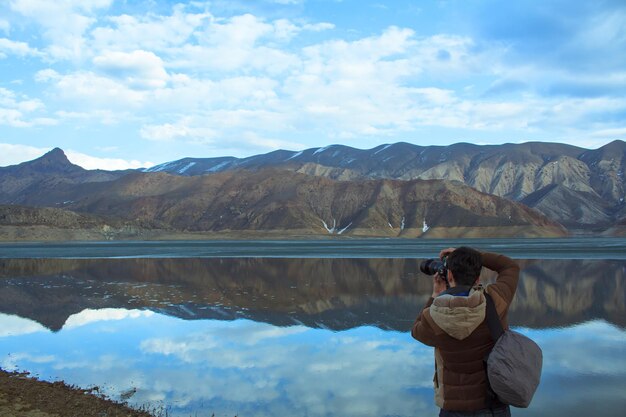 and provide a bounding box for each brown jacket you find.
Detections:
[411,252,520,411]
